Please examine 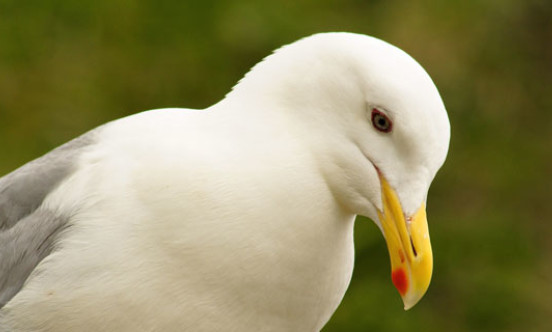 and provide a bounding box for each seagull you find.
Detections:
[0,32,450,331]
